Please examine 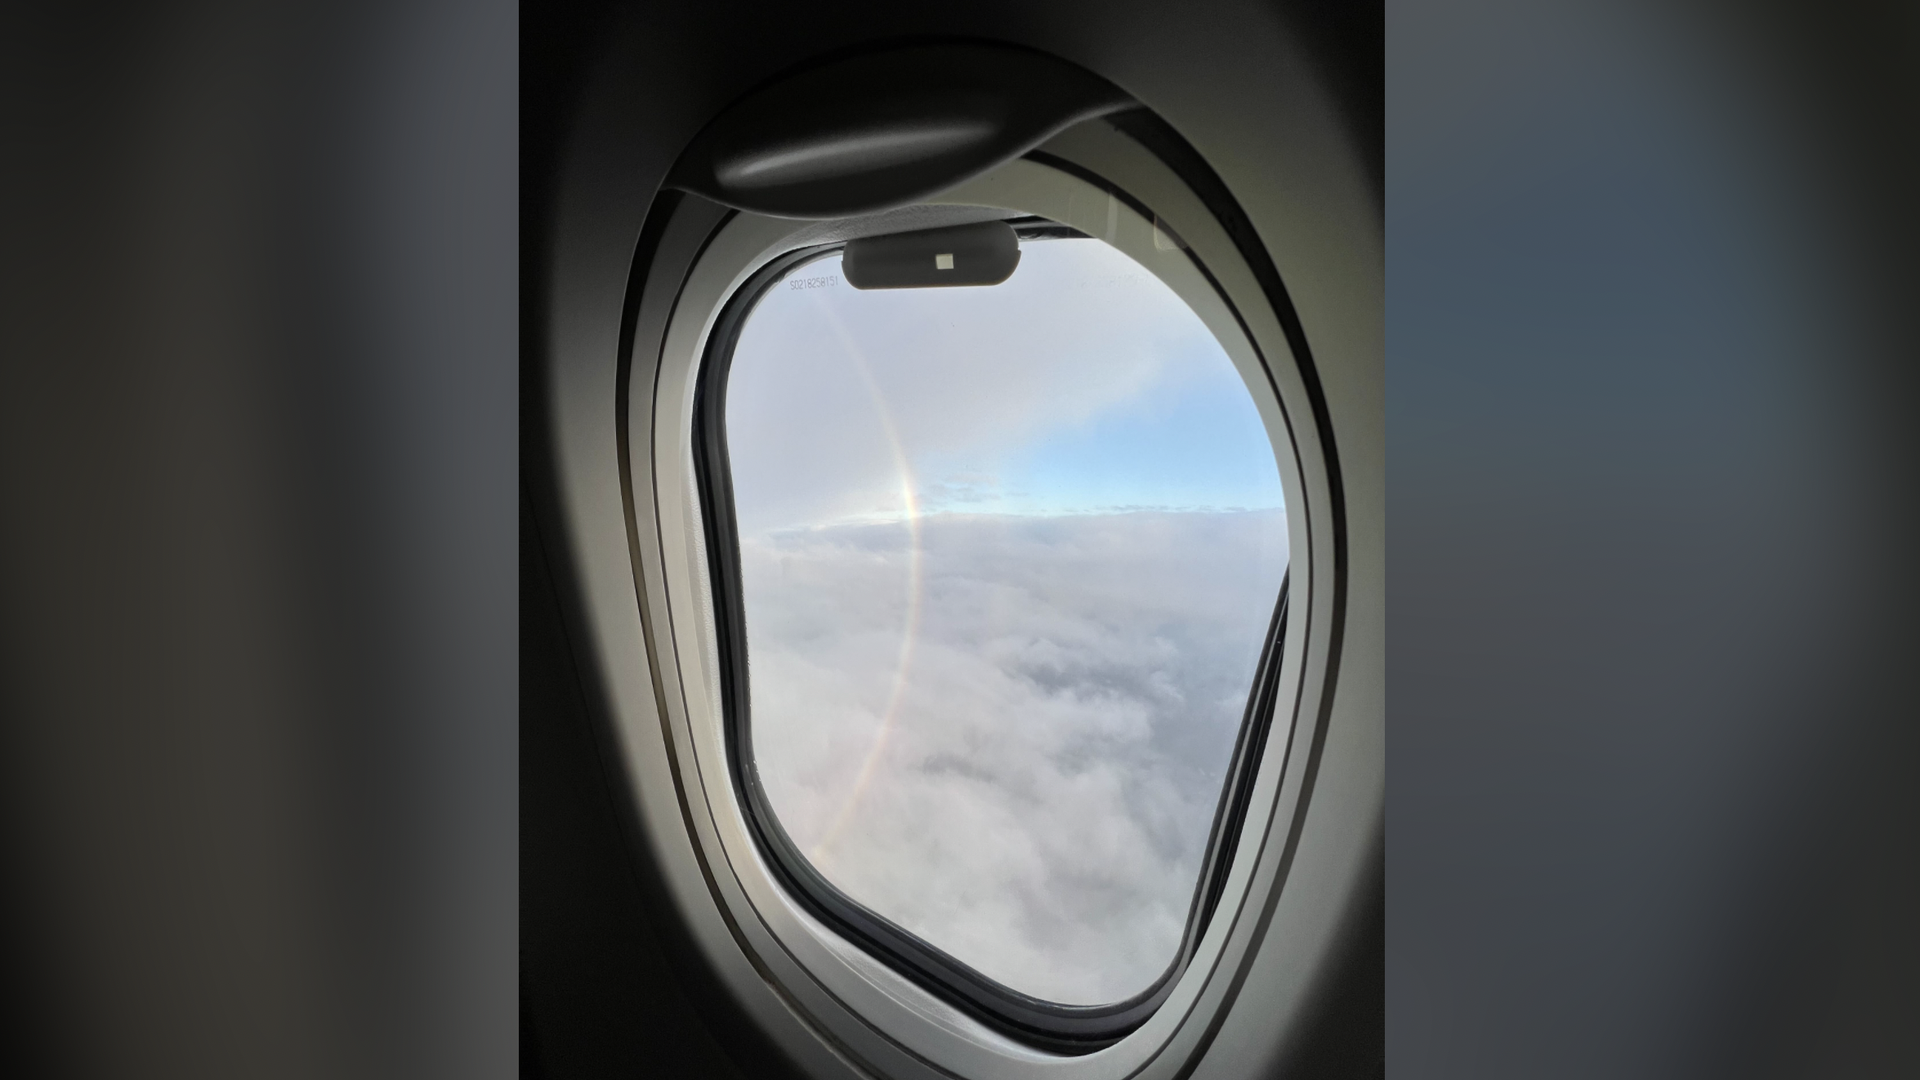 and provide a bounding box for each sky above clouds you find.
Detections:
[725,238,1287,1005]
